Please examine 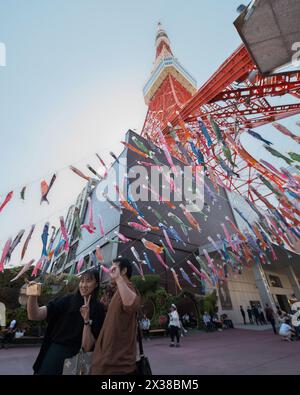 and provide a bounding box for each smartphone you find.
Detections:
[26,283,42,296]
